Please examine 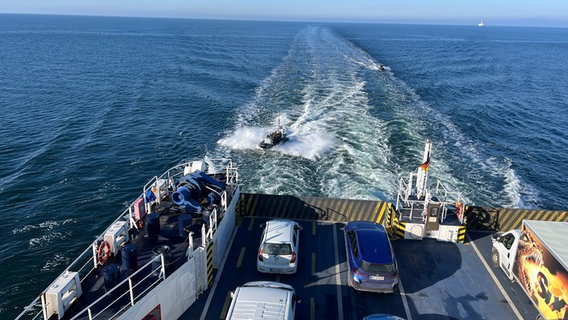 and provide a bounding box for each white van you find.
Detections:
[225,281,299,320]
